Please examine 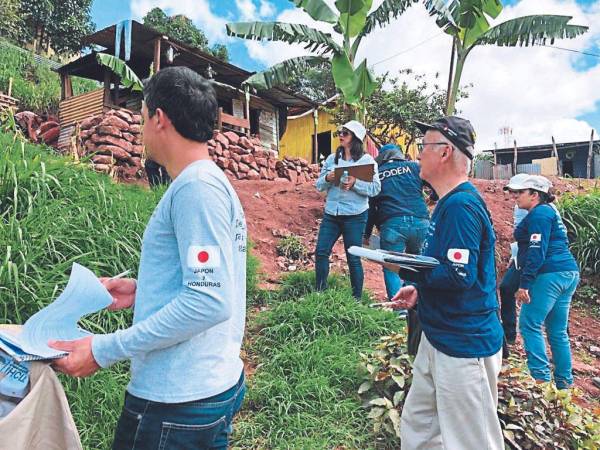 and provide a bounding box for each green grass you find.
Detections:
[233,272,403,449]
[0,39,98,114]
